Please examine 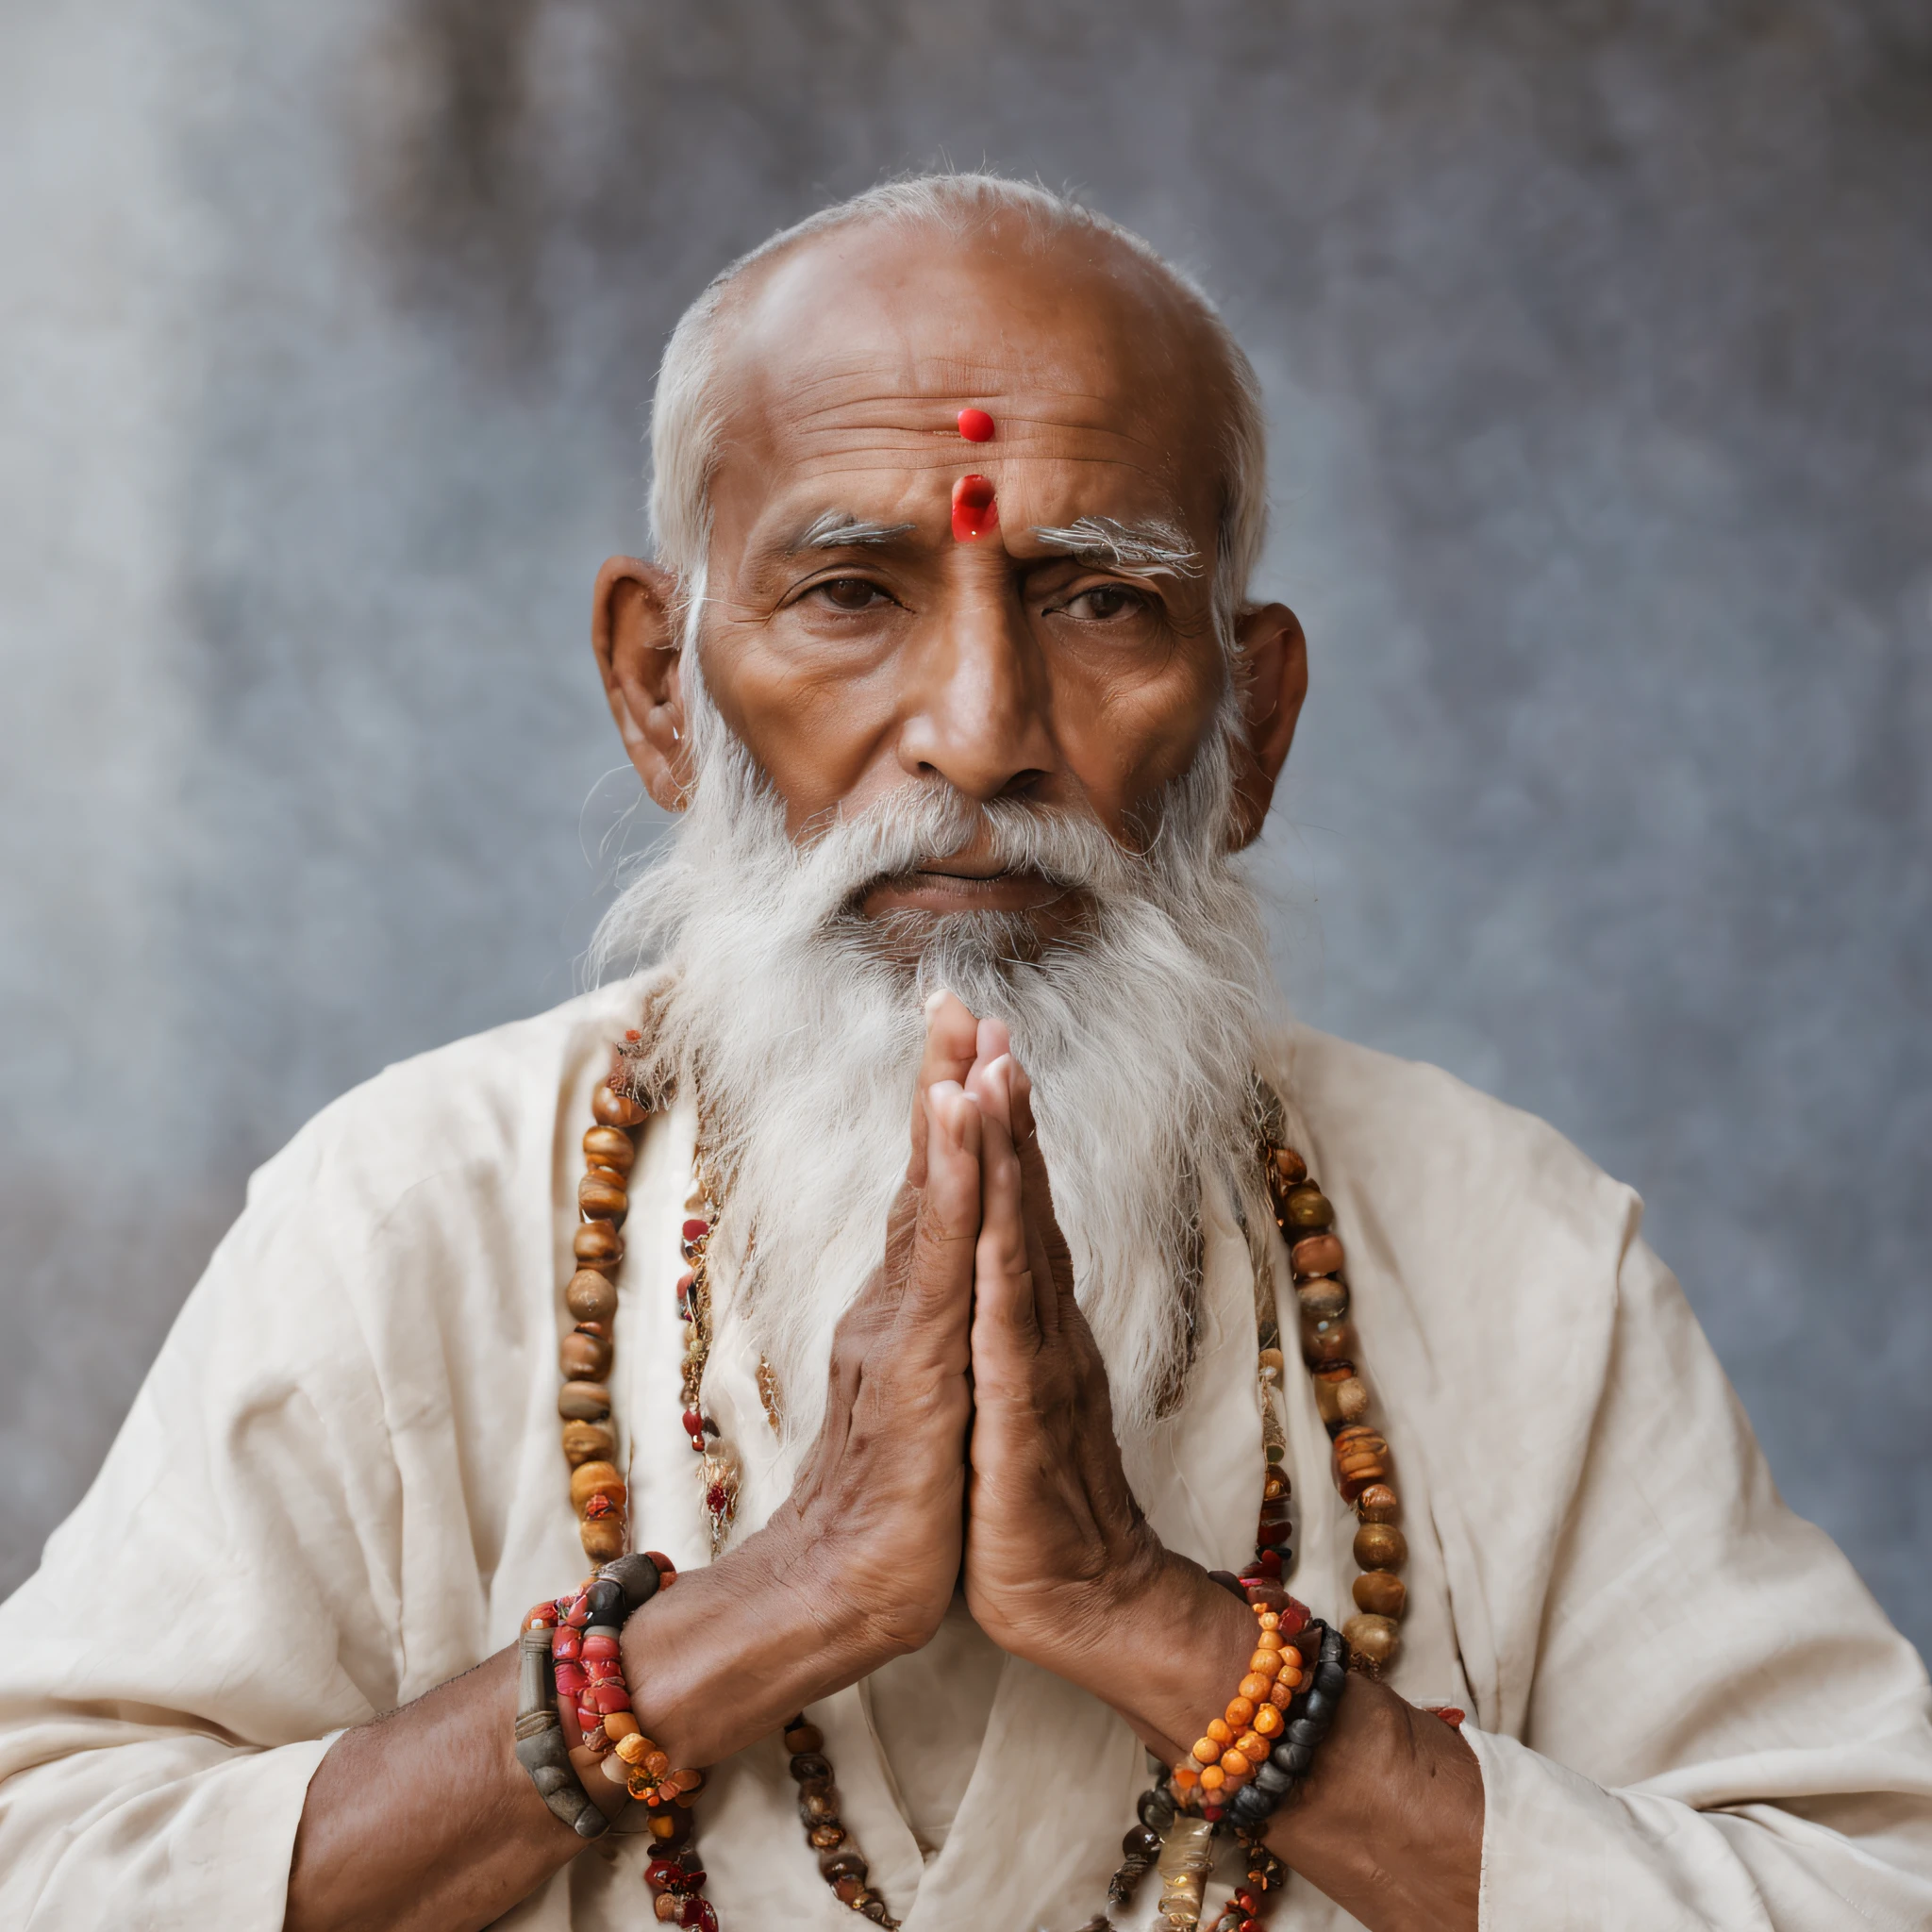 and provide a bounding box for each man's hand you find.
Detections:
[957,1021,1257,1768]
[758,991,983,1661]
[956,1024,1173,1672]
[614,992,986,1773]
